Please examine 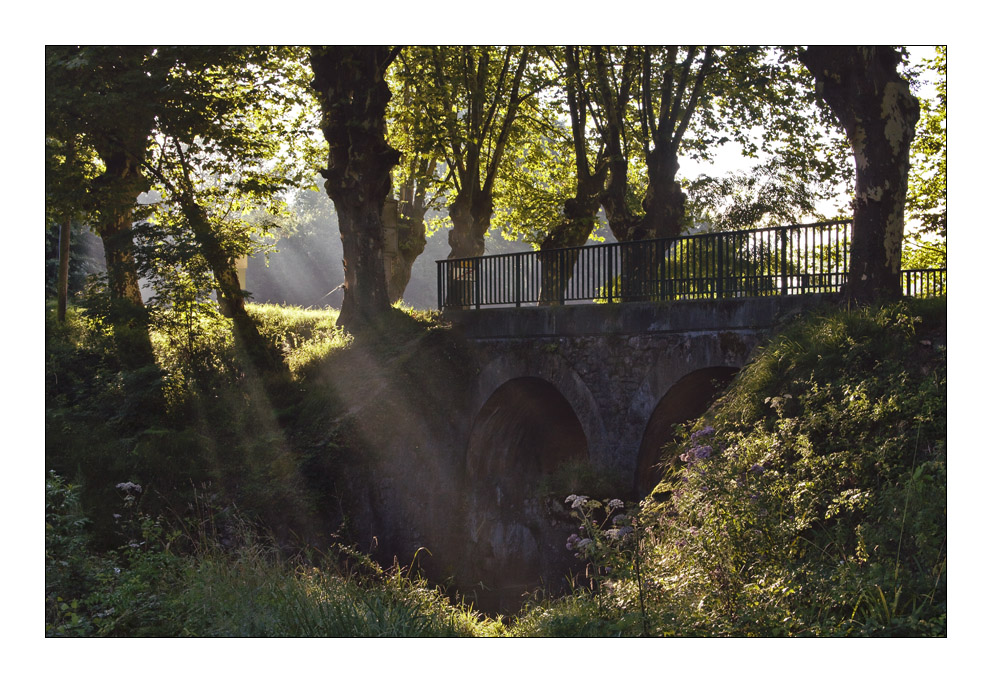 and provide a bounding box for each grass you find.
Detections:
[46,295,946,637]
